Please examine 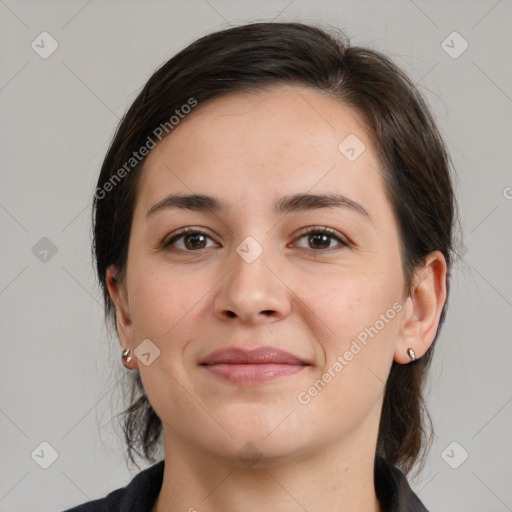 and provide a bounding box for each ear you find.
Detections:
[105,265,135,350]
[394,251,448,363]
